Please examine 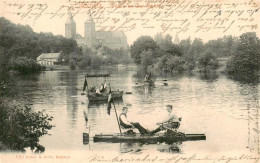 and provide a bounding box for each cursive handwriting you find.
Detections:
[2,0,259,36]
[87,153,260,163]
